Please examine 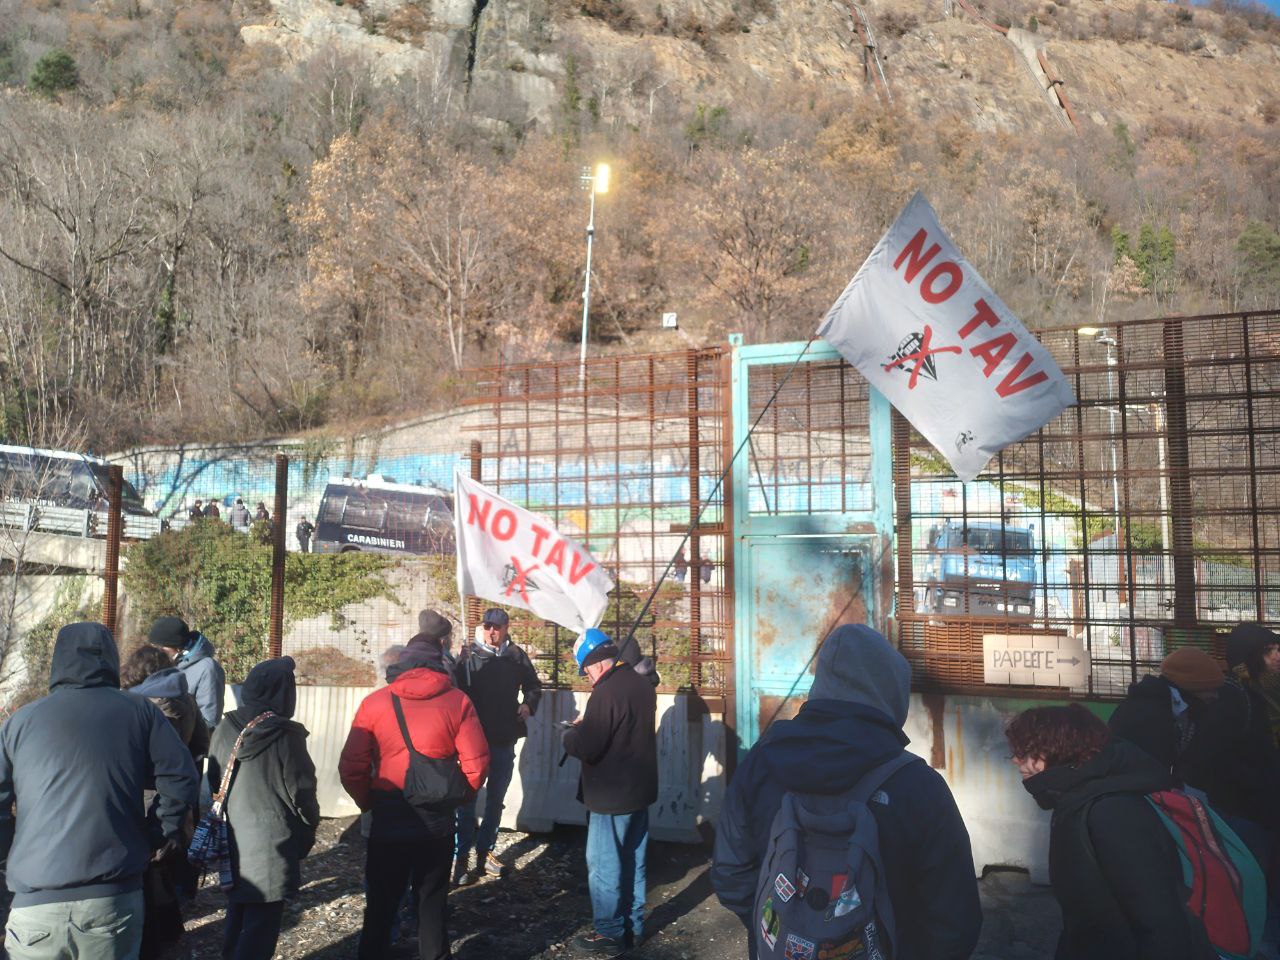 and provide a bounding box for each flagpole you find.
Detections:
[618,335,818,664]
